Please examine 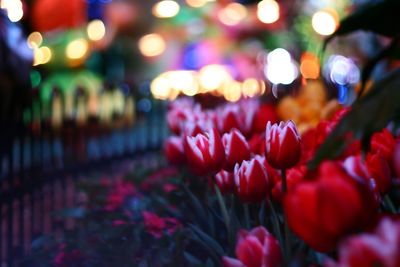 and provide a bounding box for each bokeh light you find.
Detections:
[325,55,360,85]
[264,48,298,85]
[198,64,232,92]
[242,78,264,97]
[257,0,279,24]
[185,0,208,8]
[87,20,106,41]
[1,0,23,22]
[39,46,52,64]
[167,71,198,96]
[218,2,247,26]
[66,38,89,60]
[138,33,166,57]
[312,9,339,36]
[223,81,242,102]
[151,75,173,100]
[27,32,43,49]
[152,0,180,18]
[300,52,320,79]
